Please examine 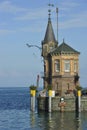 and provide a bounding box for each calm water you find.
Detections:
[0,87,87,130]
